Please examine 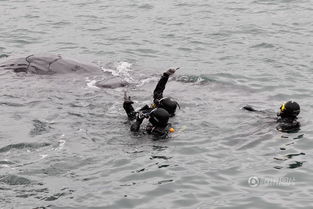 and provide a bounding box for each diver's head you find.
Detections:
[156,97,179,117]
[149,108,170,128]
[278,101,300,118]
